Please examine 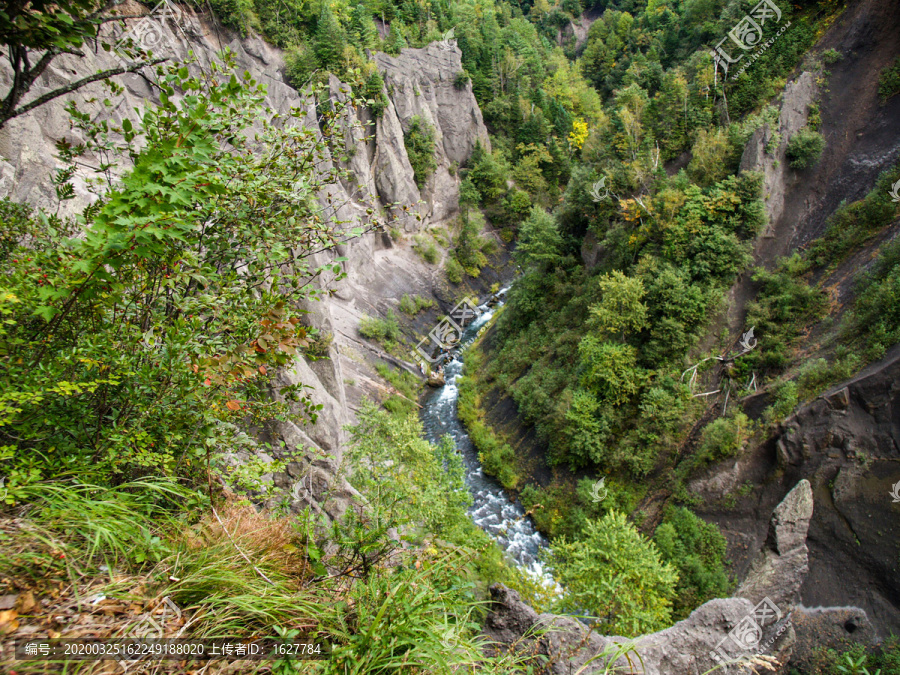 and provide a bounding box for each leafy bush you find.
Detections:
[687,128,733,186]
[404,115,437,188]
[822,48,843,65]
[468,142,509,203]
[693,412,752,469]
[453,212,493,276]
[358,310,401,346]
[546,510,678,636]
[413,233,439,263]
[849,237,900,359]
[744,259,828,372]
[785,128,825,169]
[360,68,388,117]
[653,506,731,620]
[797,351,861,401]
[399,294,435,316]
[878,56,900,101]
[0,57,365,487]
[454,70,471,90]
[445,258,464,284]
[763,380,800,424]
